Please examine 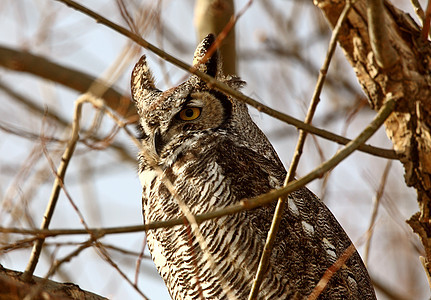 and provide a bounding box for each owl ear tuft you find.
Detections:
[131,55,158,102]
[192,33,220,77]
